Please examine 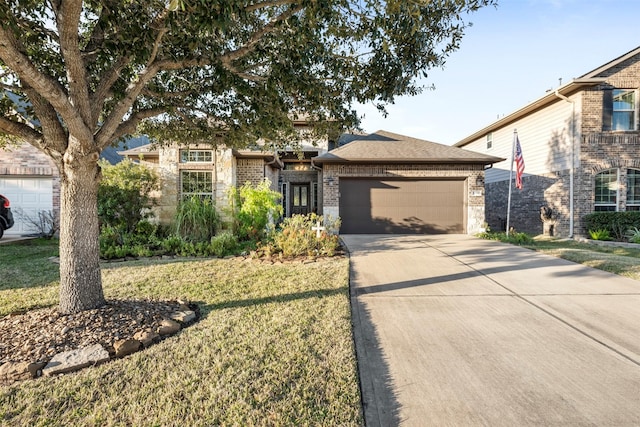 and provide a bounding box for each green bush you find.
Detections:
[626,227,640,244]
[174,196,220,243]
[227,179,283,241]
[99,220,164,259]
[588,229,612,241]
[98,159,159,233]
[476,231,533,245]
[210,231,239,257]
[583,211,640,241]
[269,213,341,258]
